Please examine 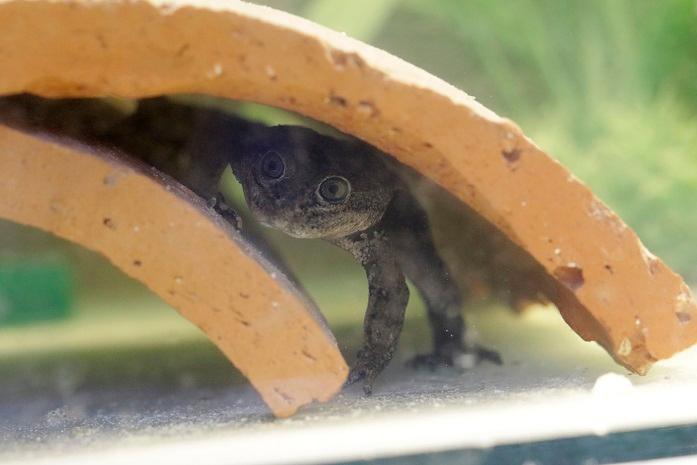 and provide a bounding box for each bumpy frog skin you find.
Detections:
[127,99,501,393]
